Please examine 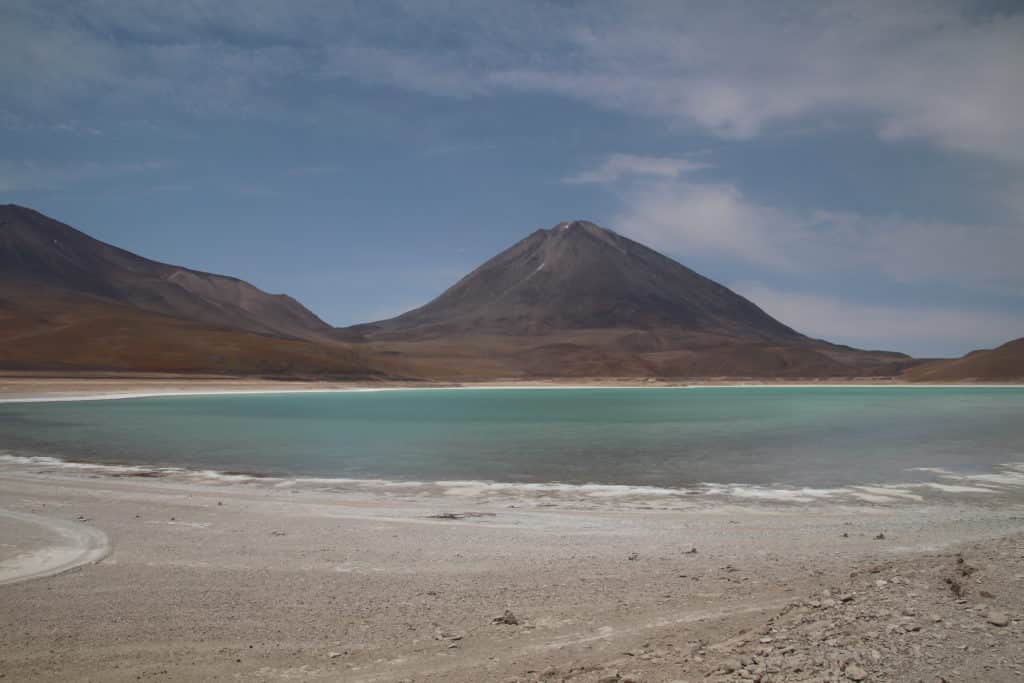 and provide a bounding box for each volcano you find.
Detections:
[336,220,912,378]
